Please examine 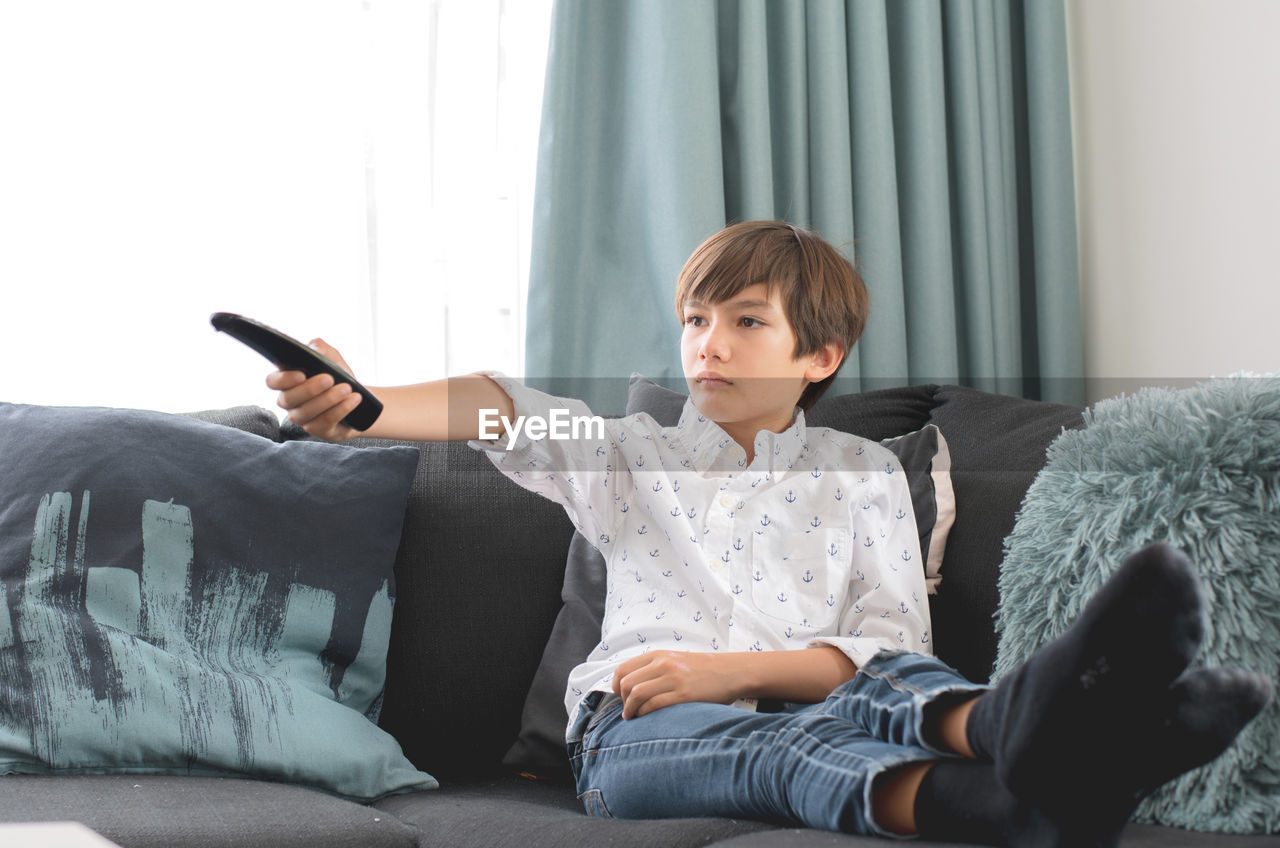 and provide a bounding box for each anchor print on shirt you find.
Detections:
[474,382,929,726]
